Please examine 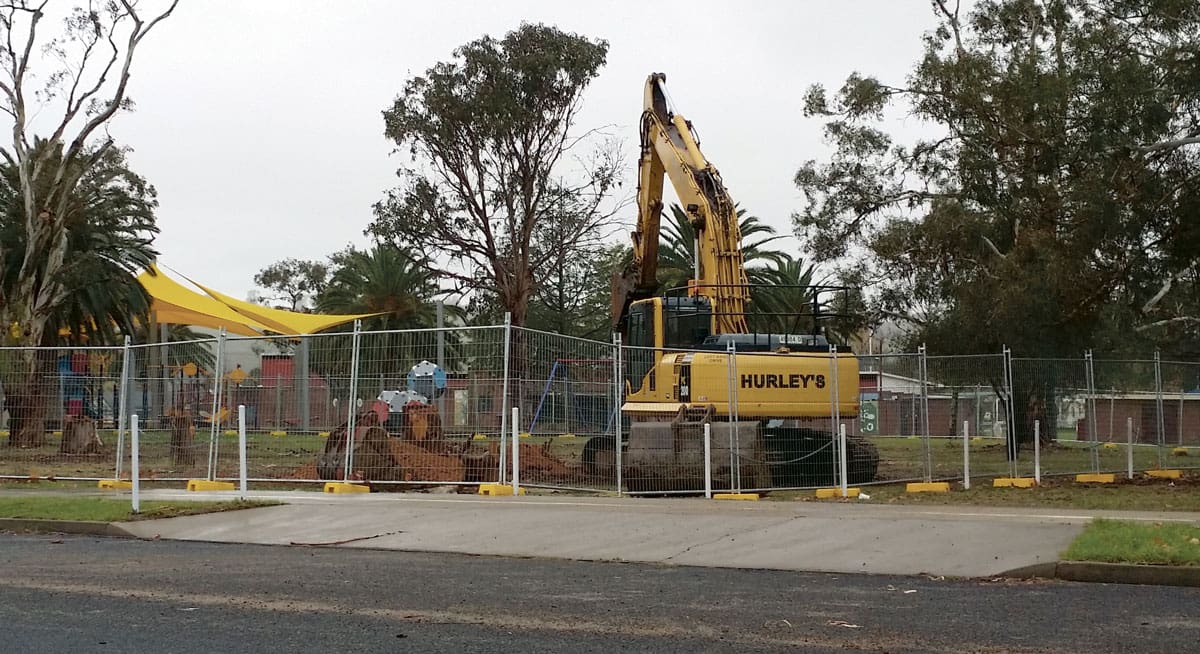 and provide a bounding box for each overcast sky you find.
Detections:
[97,0,941,300]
